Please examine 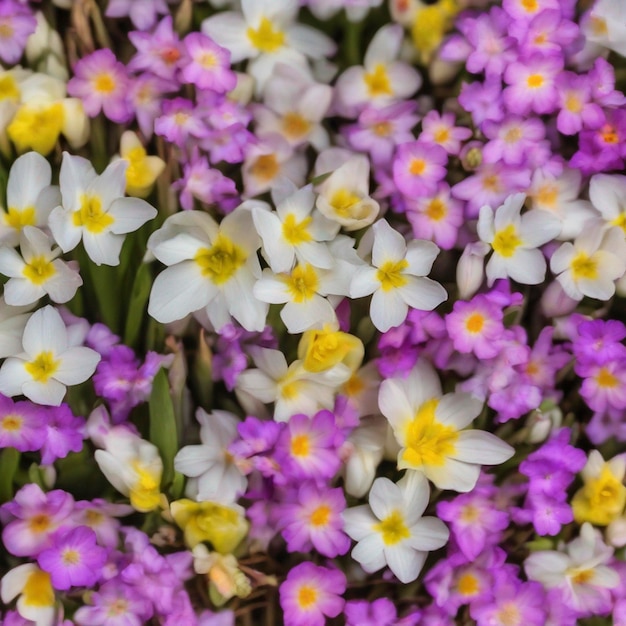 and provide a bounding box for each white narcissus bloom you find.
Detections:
[1,563,56,626]
[174,409,247,505]
[48,153,157,266]
[342,471,449,583]
[589,173,626,234]
[350,219,447,332]
[550,221,626,301]
[477,193,561,286]
[148,207,268,332]
[379,360,514,492]
[0,151,61,247]
[584,0,626,57]
[0,226,82,305]
[0,297,34,359]
[0,305,100,406]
